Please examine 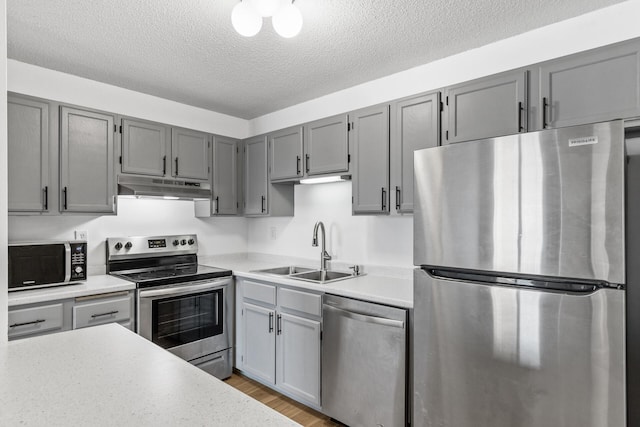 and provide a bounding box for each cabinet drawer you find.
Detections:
[243,280,277,305]
[279,288,322,317]
[9,303,64,339]
[73,295,131,329]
